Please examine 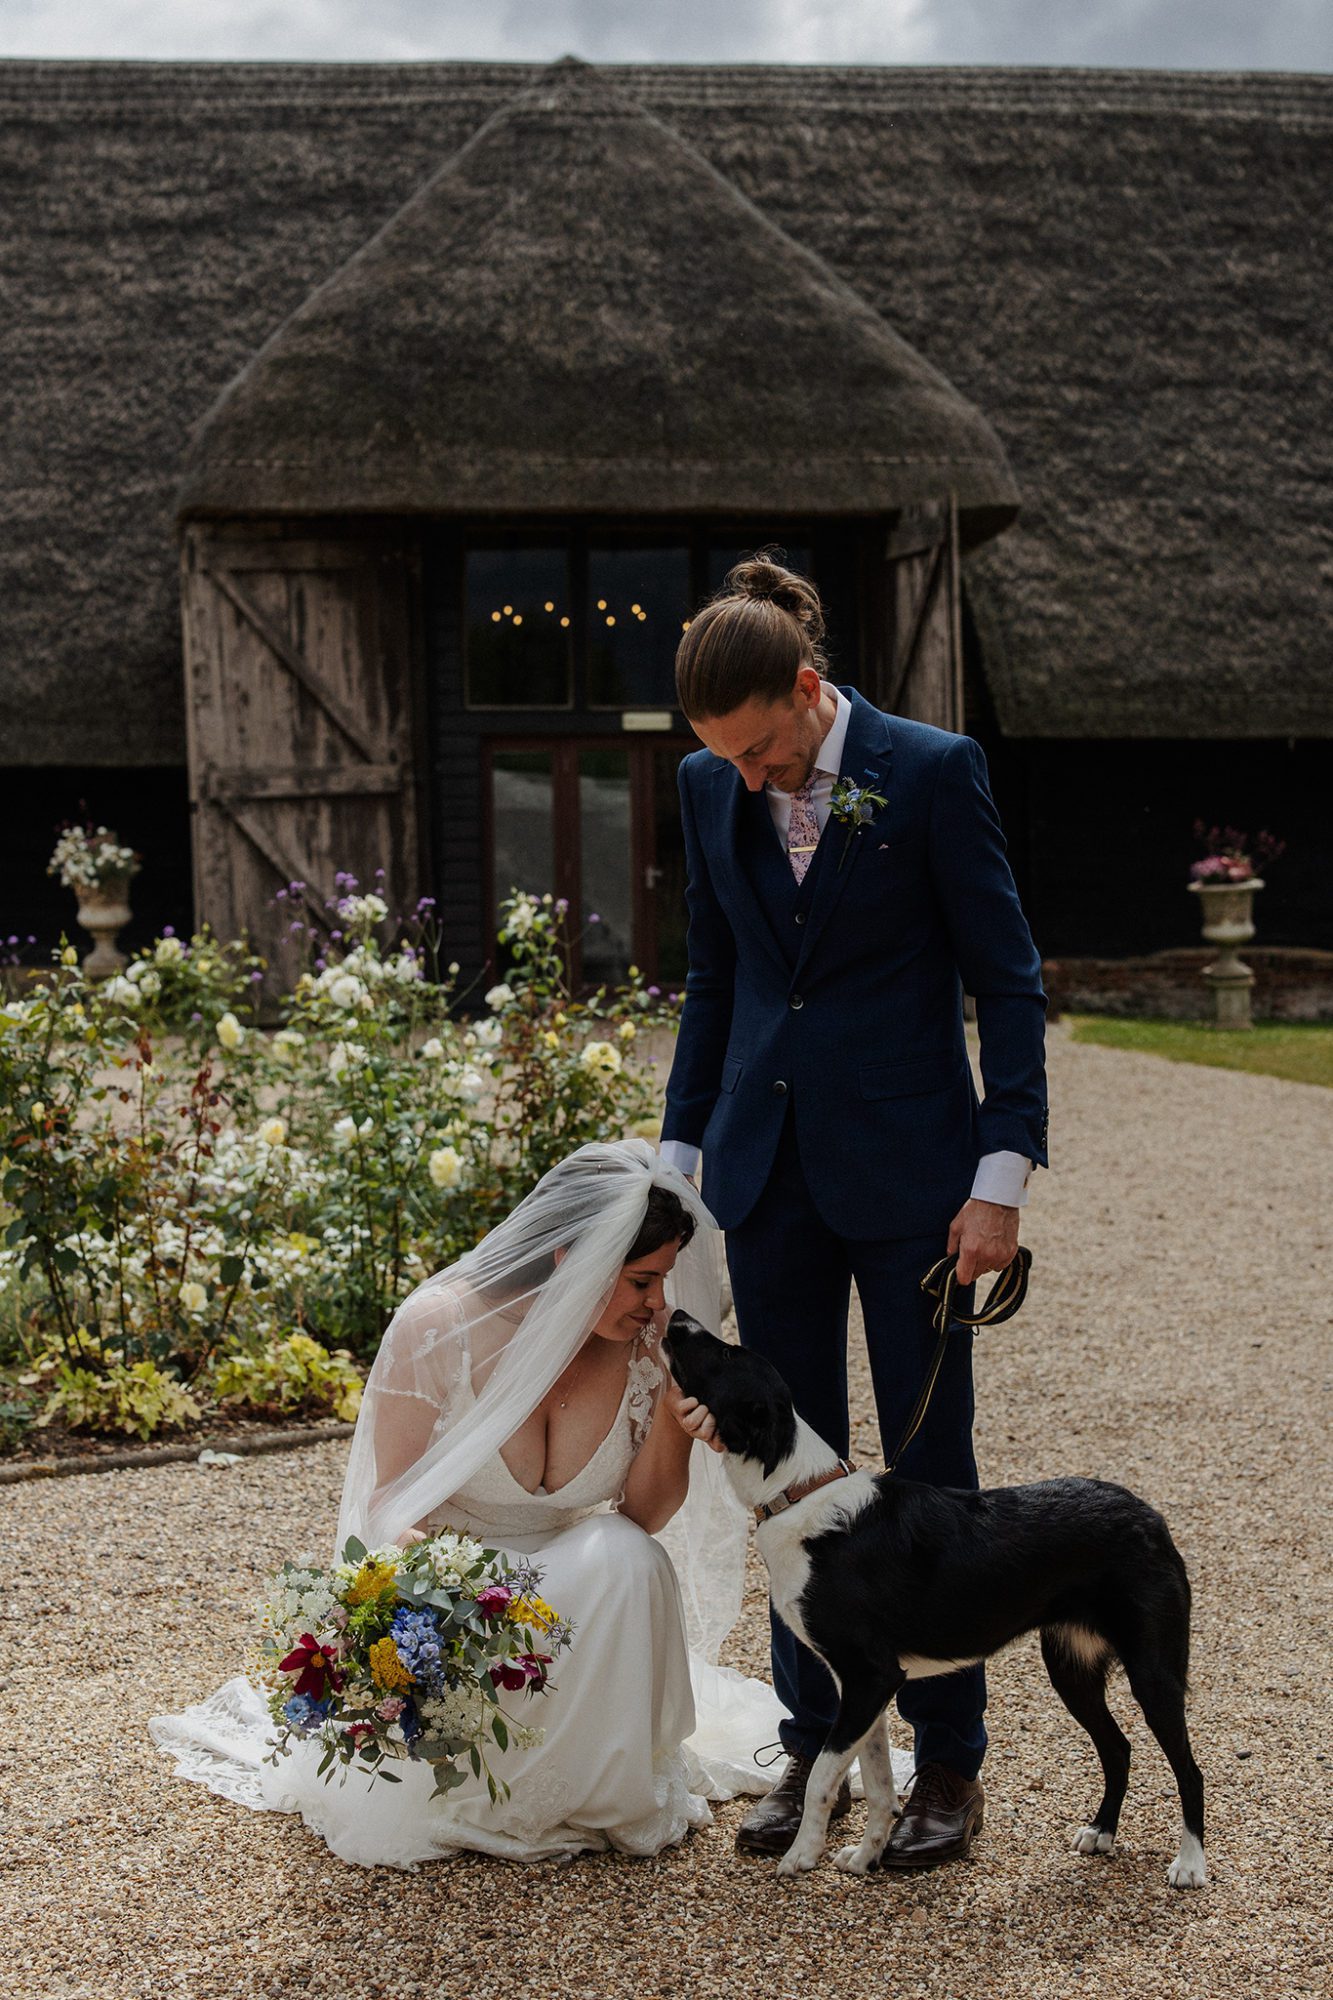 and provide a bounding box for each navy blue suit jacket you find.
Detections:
[662,688,1048,1239]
